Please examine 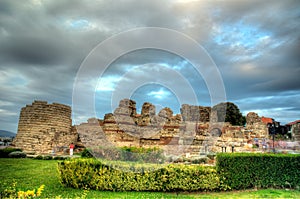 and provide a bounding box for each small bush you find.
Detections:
[17,184,45,198]
[81,148,93,158]
[53,156,68,160]
[34,155,67,160]
[43,155,53,160]
[191,157,209,164]
[34,155,44,160]
[1,182,45,198]
[207,153,216,160]
[8,151,26,158]
[173,157,184,163]
[0,148,22,158]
